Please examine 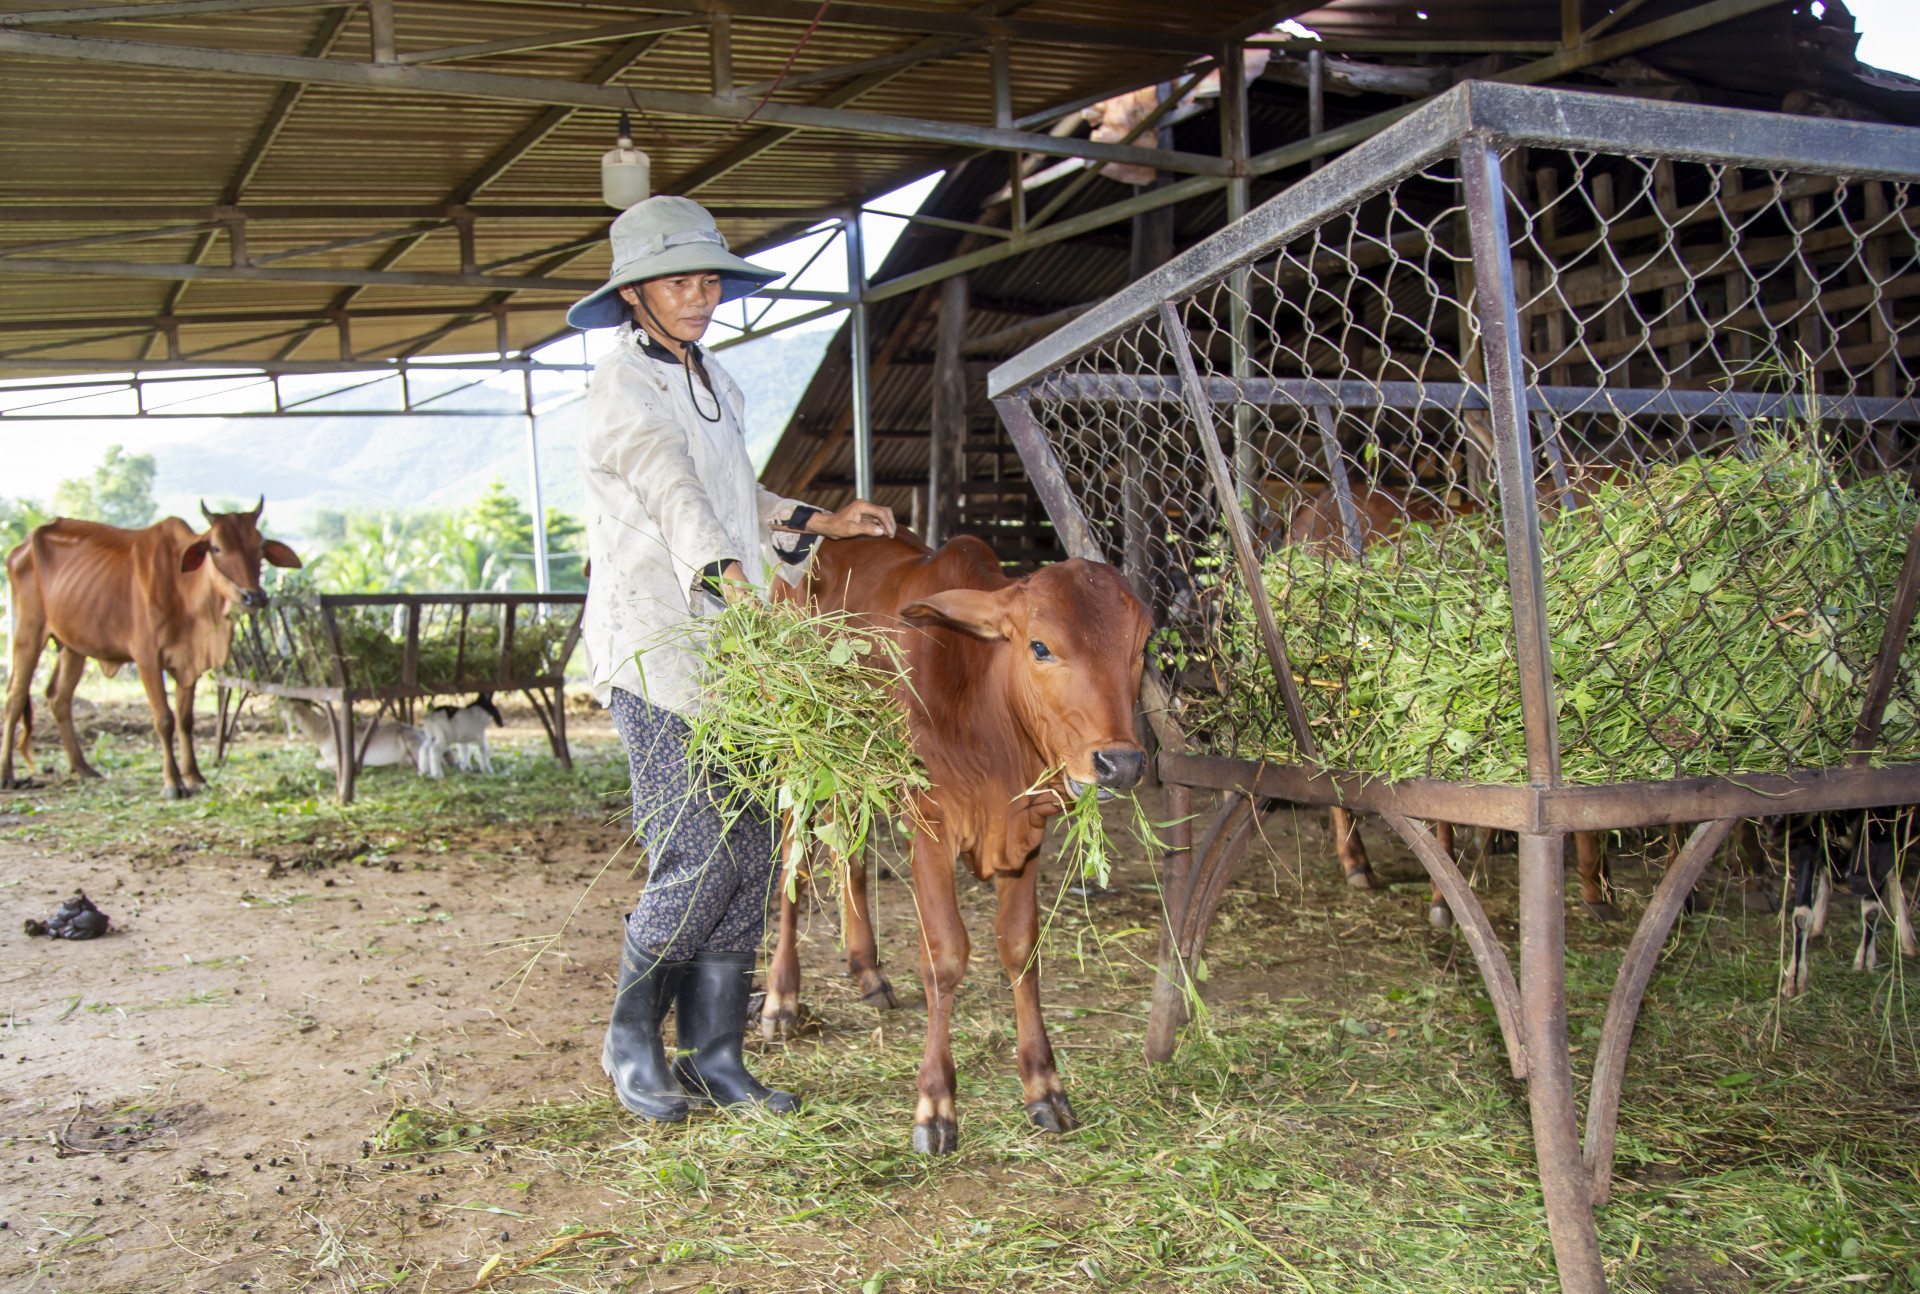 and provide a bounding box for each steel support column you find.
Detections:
[1517,830,1605,1294]
[845,216,875,501]
[1464,129,1600,1293]
[1220,39,1258,510]
[524,371,550,594]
